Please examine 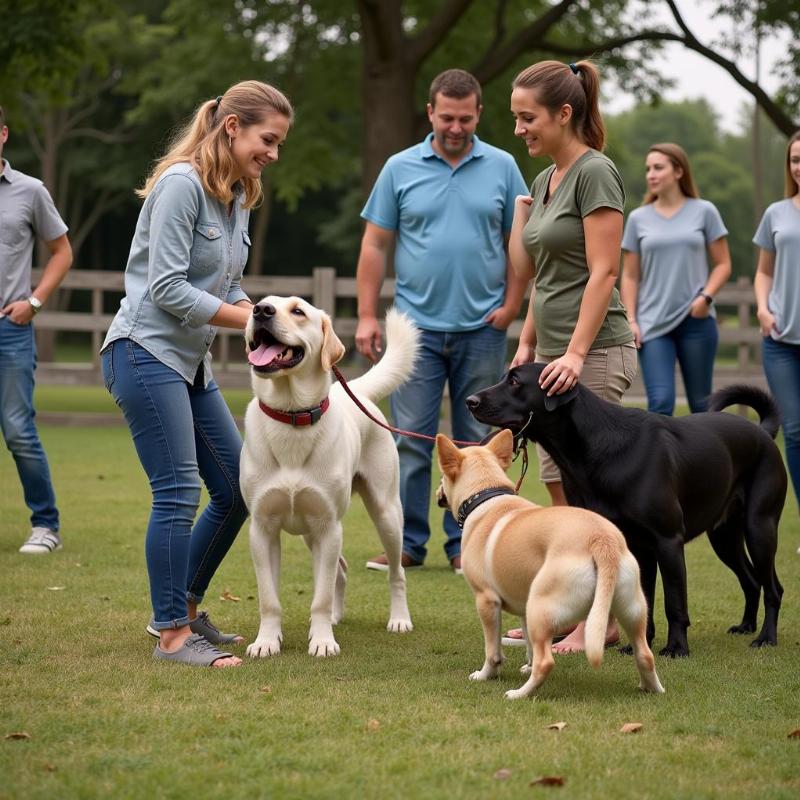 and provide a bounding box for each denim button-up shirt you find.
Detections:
[102,163,251,386]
